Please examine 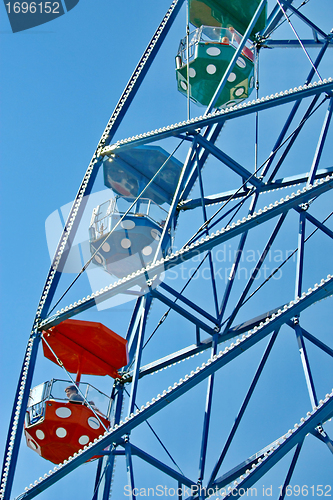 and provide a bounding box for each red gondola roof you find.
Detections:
[42,319,128,379]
